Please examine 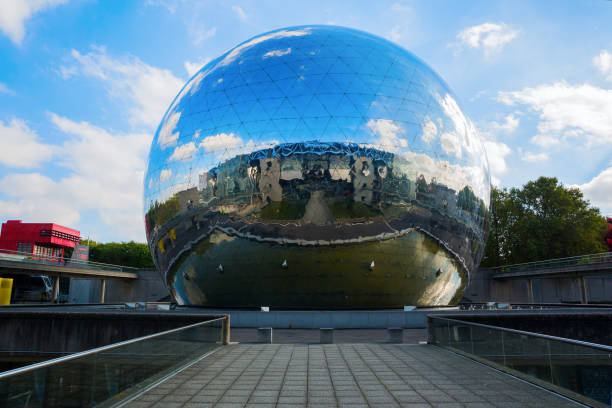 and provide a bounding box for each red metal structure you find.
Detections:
[0,220,80,261]
[606,217,612,251]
